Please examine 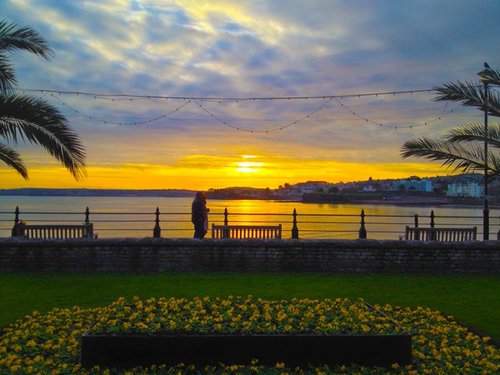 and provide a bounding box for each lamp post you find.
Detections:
[477,63,493,240]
